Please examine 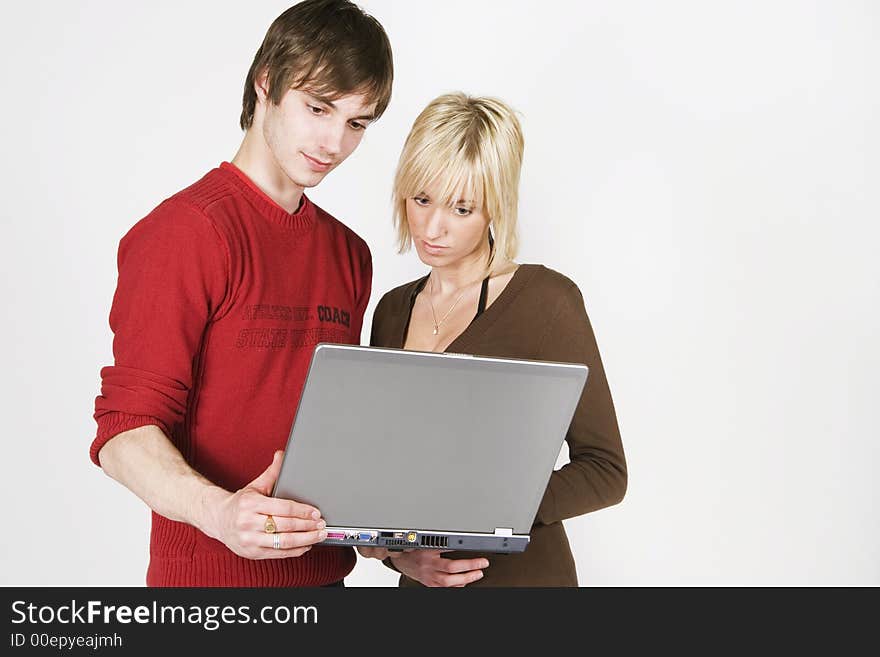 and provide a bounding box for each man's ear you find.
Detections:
[255,68,270,103]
